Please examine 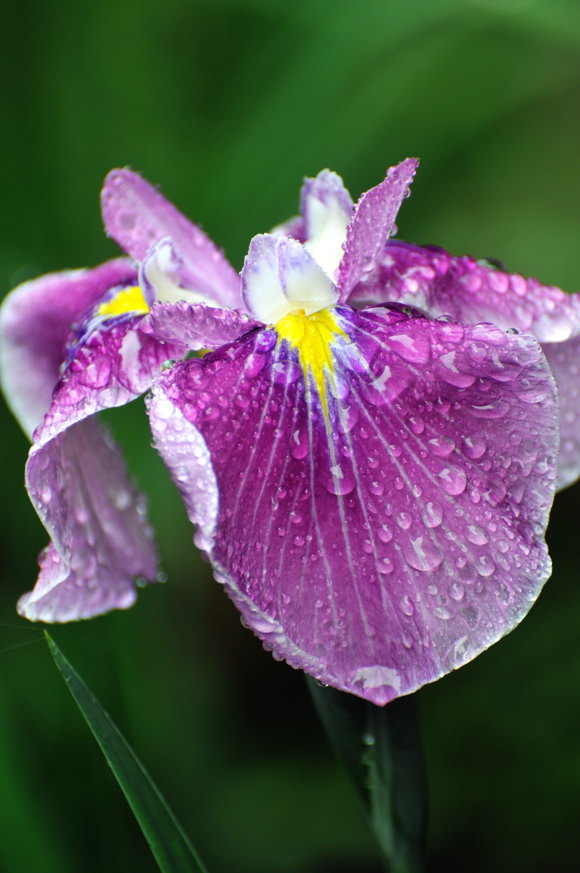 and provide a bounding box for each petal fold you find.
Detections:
[149,305,558,704]
[101,169,242,309]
